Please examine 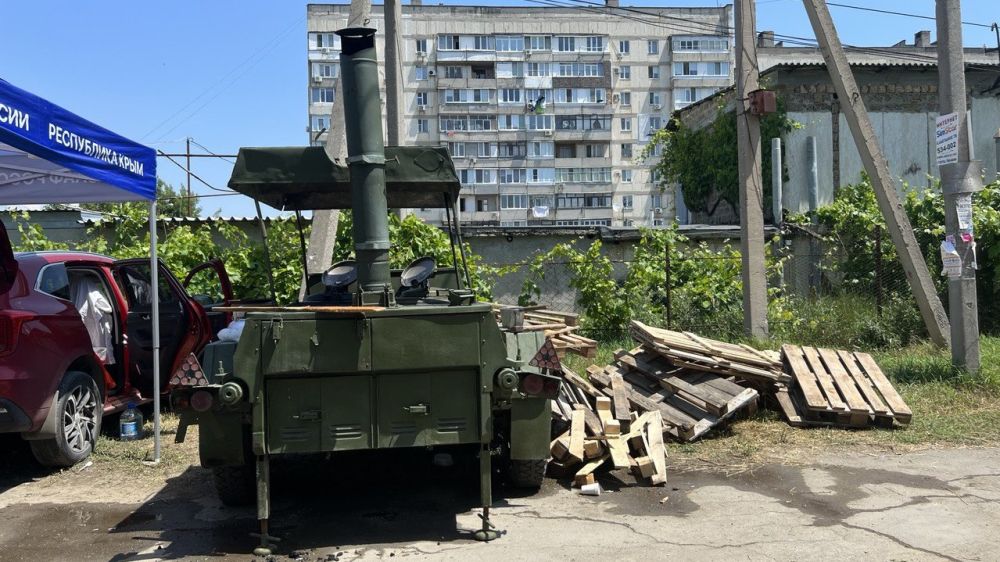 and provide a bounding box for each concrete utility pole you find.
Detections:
[302,0,372,299]
[802,0,951,348]
[735,0,769,338]
[937,0,981,371]
[385,0,403,146]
